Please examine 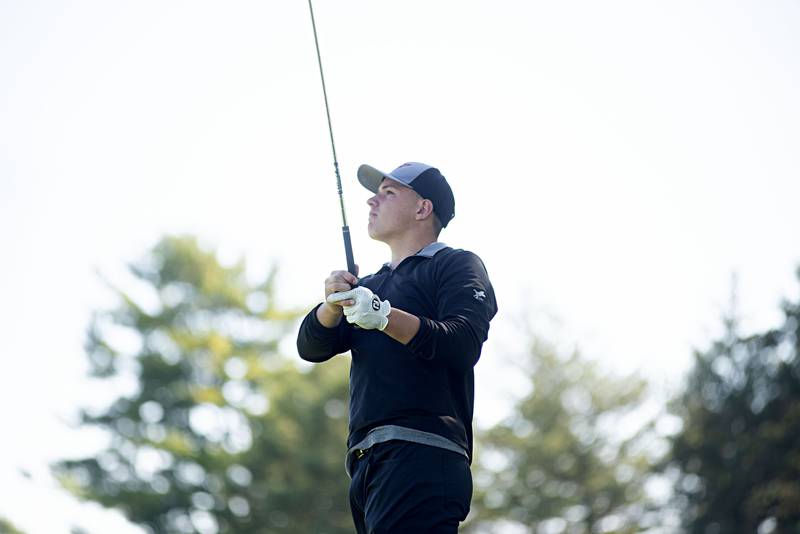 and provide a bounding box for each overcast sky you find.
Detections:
[2,1,799,532]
